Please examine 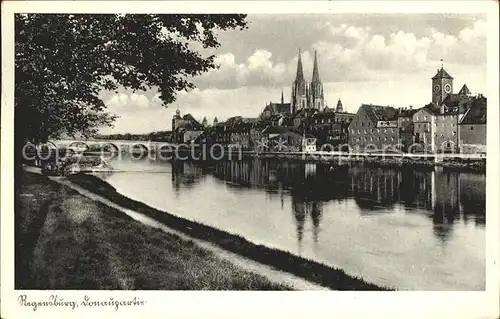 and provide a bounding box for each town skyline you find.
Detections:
[99,13,487,134]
